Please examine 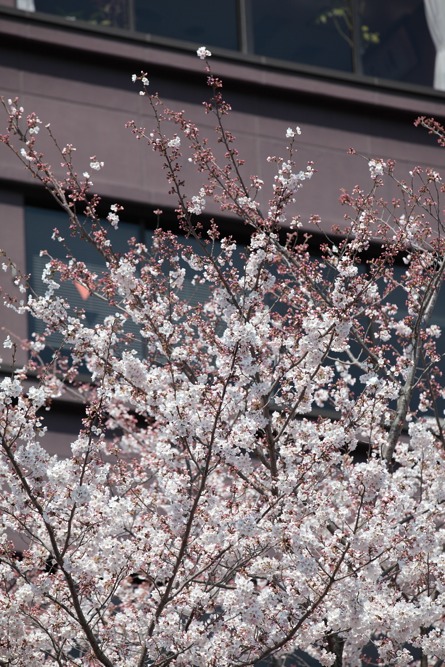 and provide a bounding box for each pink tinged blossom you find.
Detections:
[20,147,34,162]
[188,188,206,215]
[2,58,445,667]
[3,336,12,349]
[70,485,91,505]
[107,204,121,229]
[89,156,104,171]
[285,126,301,138]
[368,158,386,179]
[167,136,181,149]
[132,72,149,86]
[427,324,441,338]
[107,212,119,228]
[197,46,212,60]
